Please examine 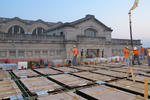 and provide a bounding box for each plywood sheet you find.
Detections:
[0,80,22,99]
[73,72,115,81]
[38,92,86,100]
[13,69,39,78]
[20,77,62,93]
[54,67,80,73]
[0,71,11,80]
[49,74,92,87]
[93,69,126,78]
[108,79,150,95]
[79,85,145,100]
[35,68,62,75]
